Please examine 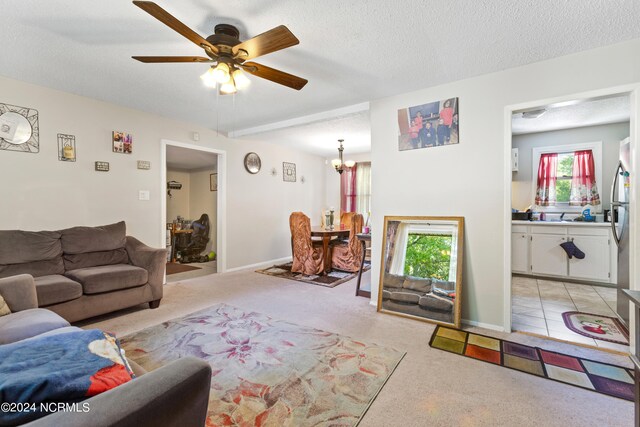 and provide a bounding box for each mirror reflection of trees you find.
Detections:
[403,234,452,280]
